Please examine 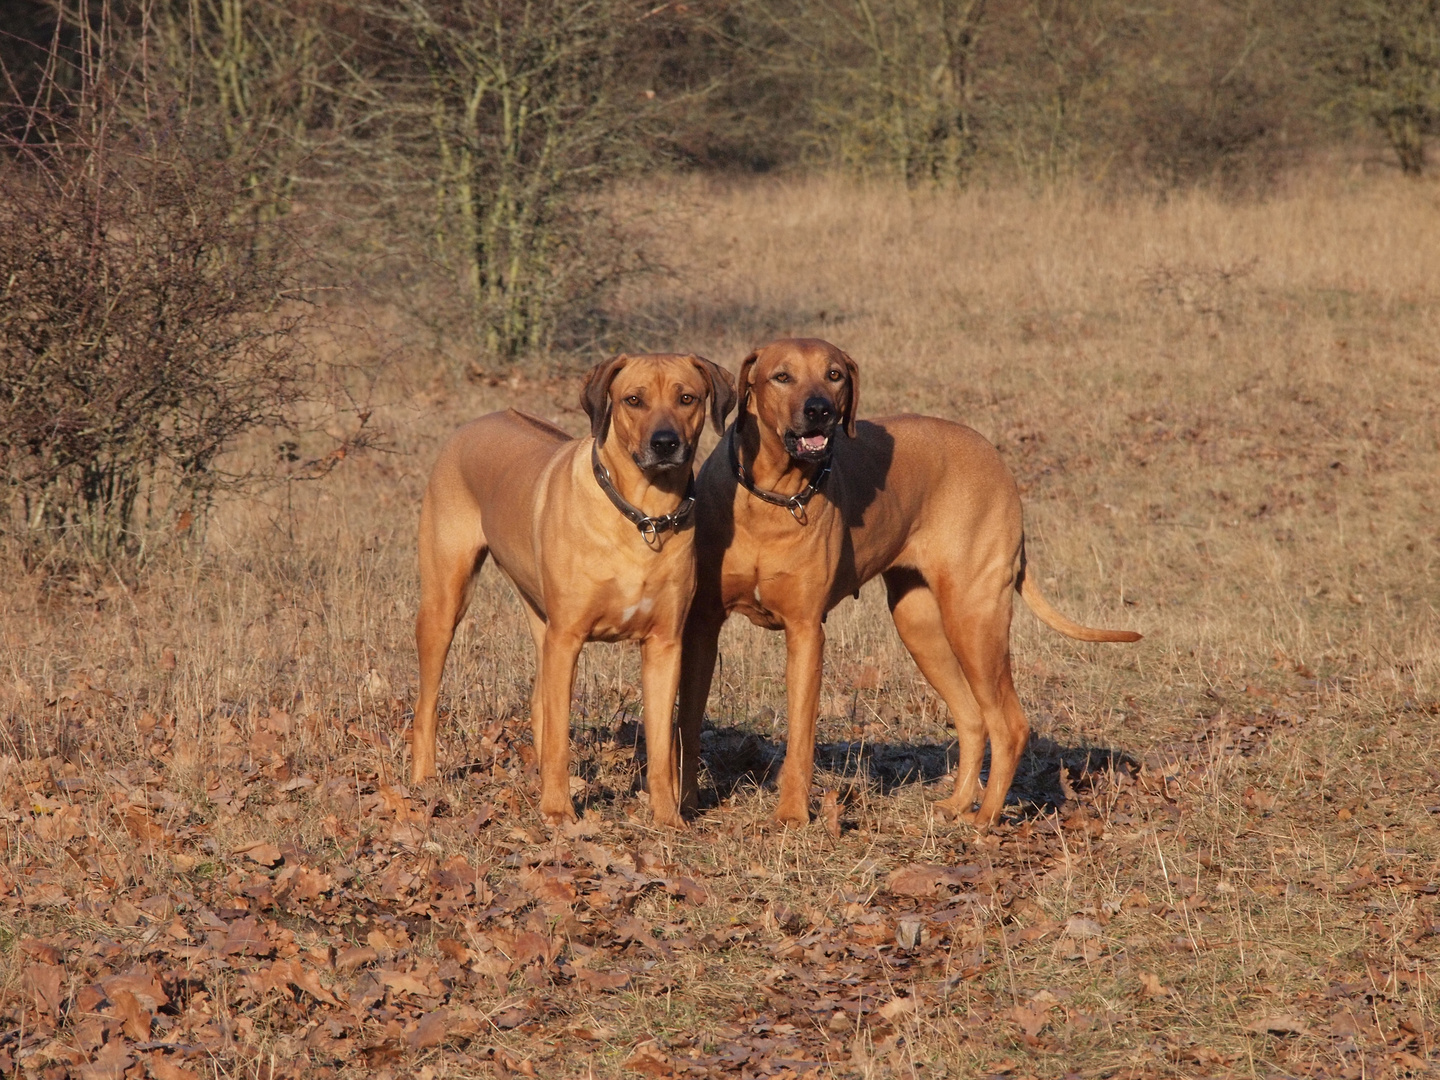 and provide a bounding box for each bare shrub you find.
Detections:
[0,4,311,563]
